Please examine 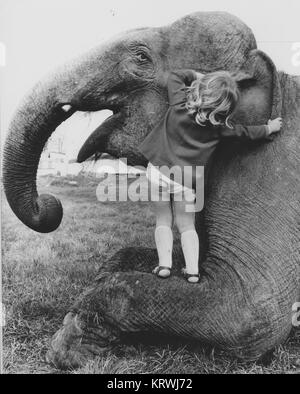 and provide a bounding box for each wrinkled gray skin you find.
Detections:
[3,12,300,368]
